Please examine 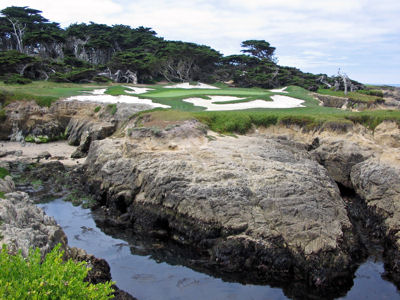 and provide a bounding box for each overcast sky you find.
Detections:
[1,0,399,84]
